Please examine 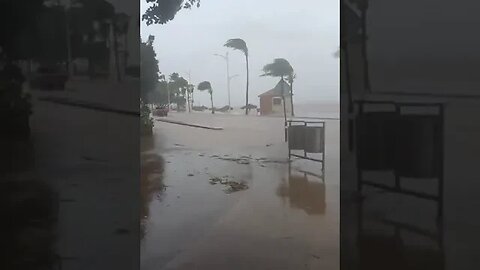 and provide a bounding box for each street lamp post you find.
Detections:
[214,52,232,108]
[227,74,239,110]
[57,0,73,77]
[57,0,82,78]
